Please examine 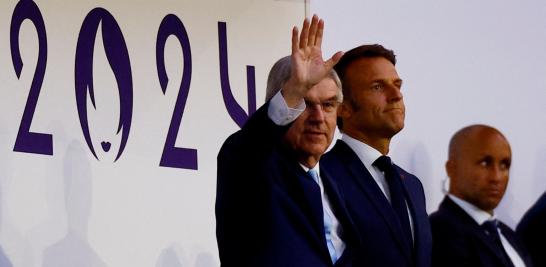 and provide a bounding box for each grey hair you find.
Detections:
[265,56,342,103]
